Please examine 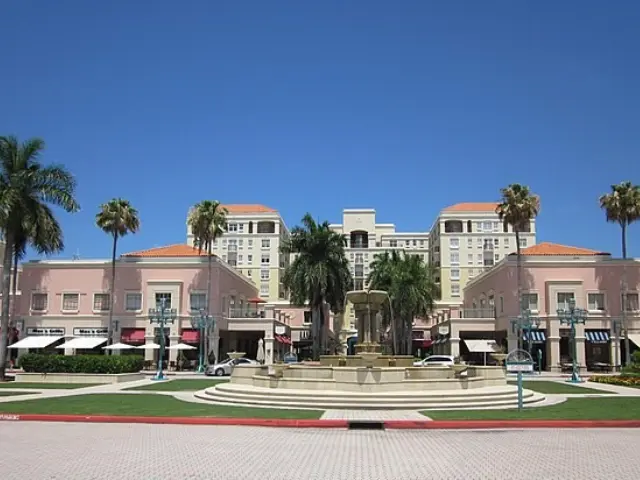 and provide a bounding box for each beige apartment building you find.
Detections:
[187,204,290,301]
[429,202,537,306]
[330,208,430,346]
